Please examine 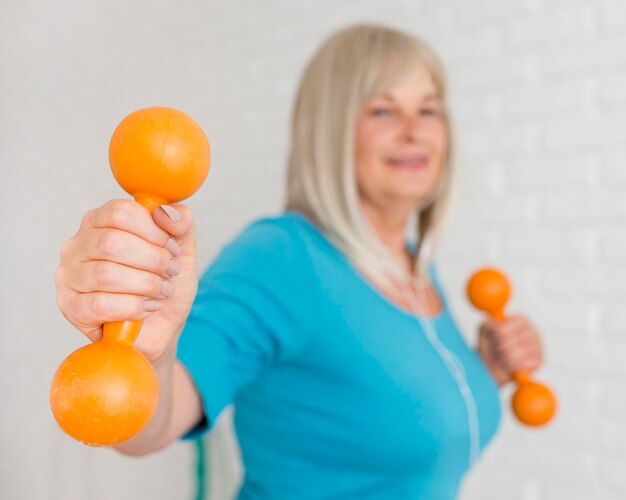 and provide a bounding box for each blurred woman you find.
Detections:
[55,24,544,499]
